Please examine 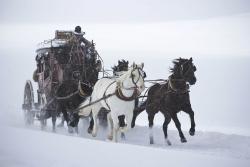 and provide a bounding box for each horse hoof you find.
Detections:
[87,128,92,134]
[68,128,74,134]
[92,132,97,137]
[131,122,135,128]
[121,132,126,140]
[57,123,64,127]
[108,135,113,141]
[150,136,154,144]
[181,138,187,143]
[165,139,172,146]
[189,129,195,136]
